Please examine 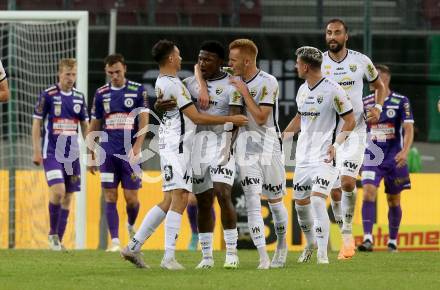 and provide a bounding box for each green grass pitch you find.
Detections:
[1,250,439,290]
